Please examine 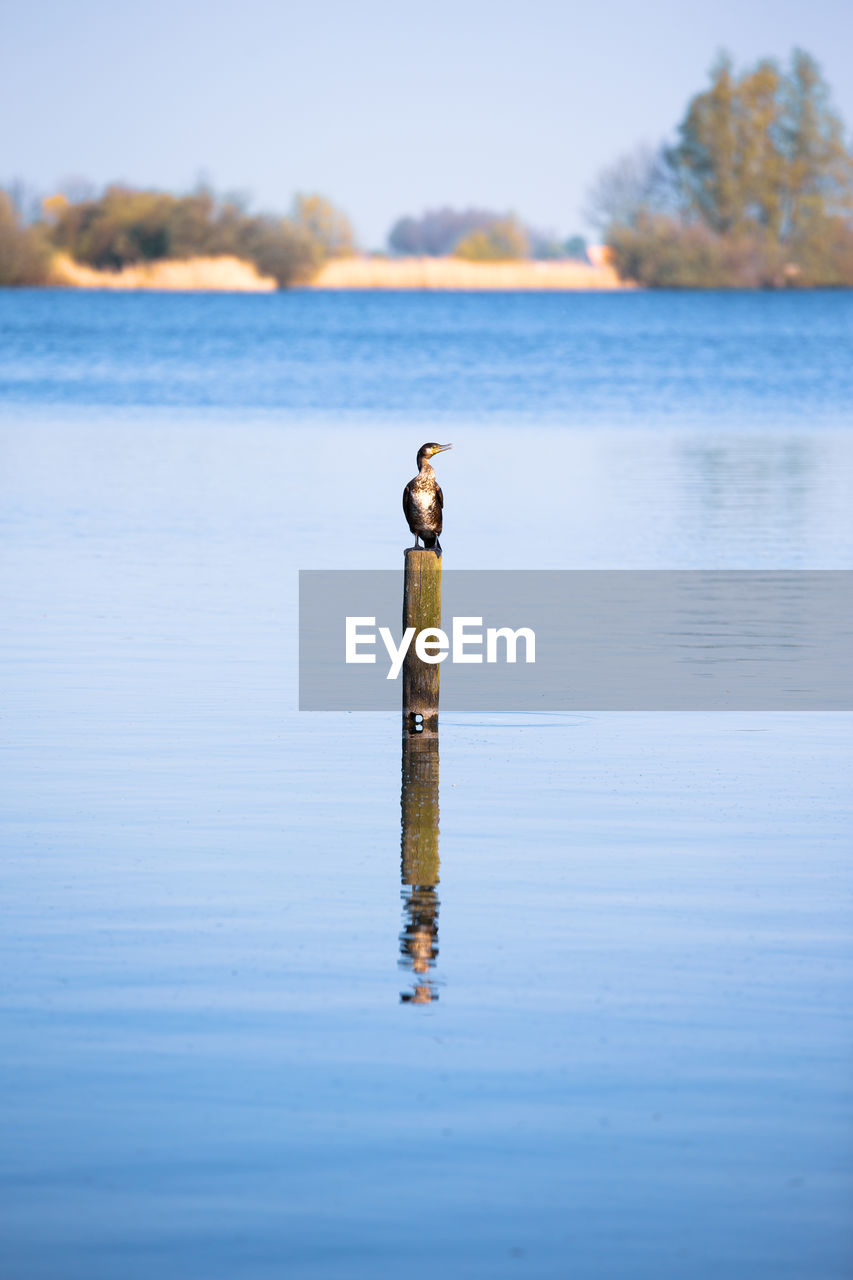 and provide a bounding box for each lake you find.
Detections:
[1,288,852,1279]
